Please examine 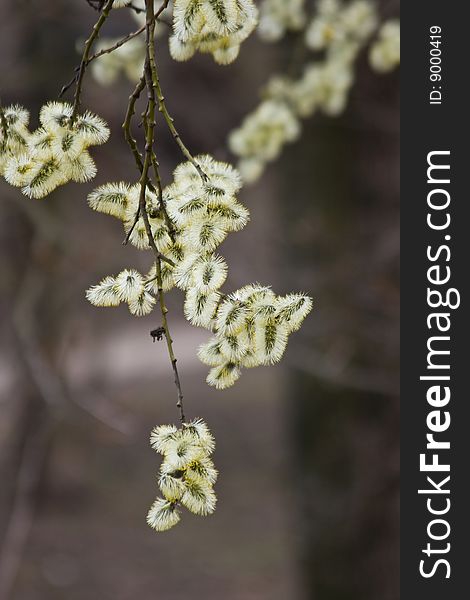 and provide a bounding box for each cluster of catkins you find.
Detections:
[147,419,217,531]
[229,0,400,183]
[86,154,312,389]
[0,103,109,198]
[228,99,301,187]
[170,0,258,65]
[369,20,400,73]
[198,284,312,388]
[258,0,307,42]
[88,1,258,87]
[304,0,377,51]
